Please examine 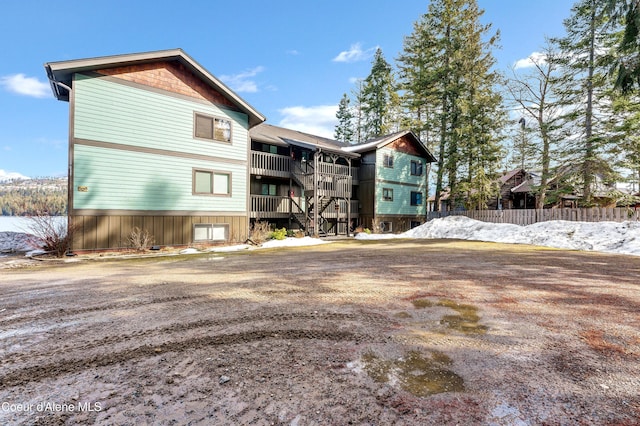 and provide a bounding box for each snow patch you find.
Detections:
[357,216,640,256]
